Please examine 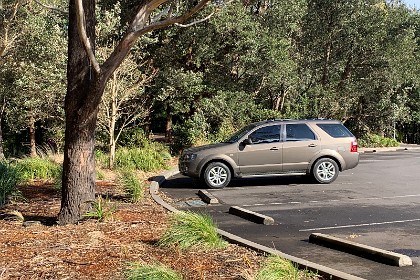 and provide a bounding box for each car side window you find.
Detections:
[285,124,316,141]
[249,125,280,144]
